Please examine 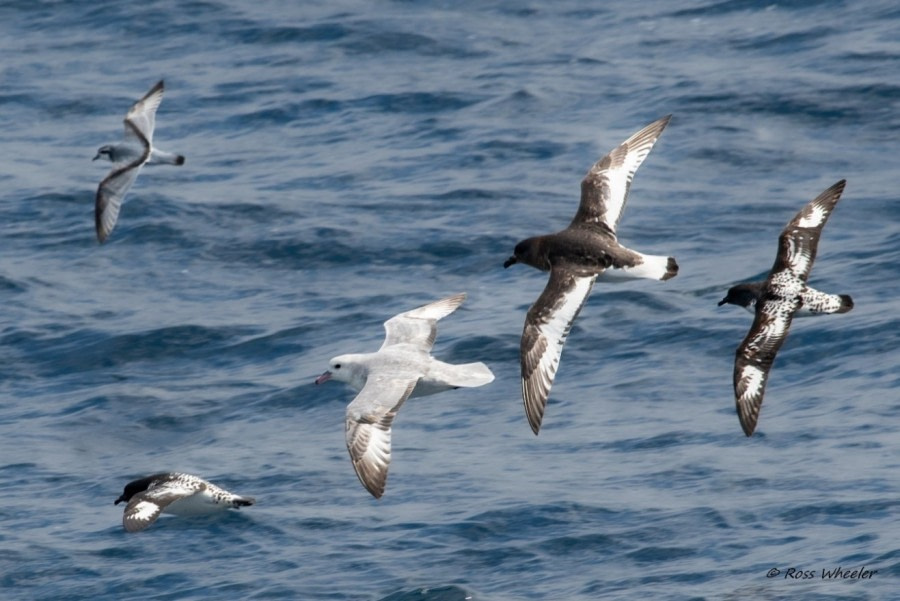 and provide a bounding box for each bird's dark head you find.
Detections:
[718,283,761,308]
[93,145,114,162]
[114,474,162,505]
[504,237,546,270]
